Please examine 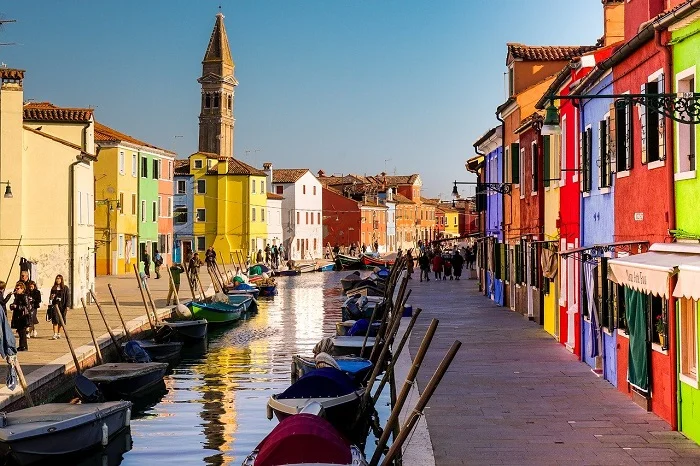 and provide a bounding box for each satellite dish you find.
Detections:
[106,186,115,194]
